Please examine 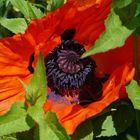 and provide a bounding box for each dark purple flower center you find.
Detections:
[44,31,102,104]
[45,39,96,94]
[28,29,108,105]
[57,50,83,74]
